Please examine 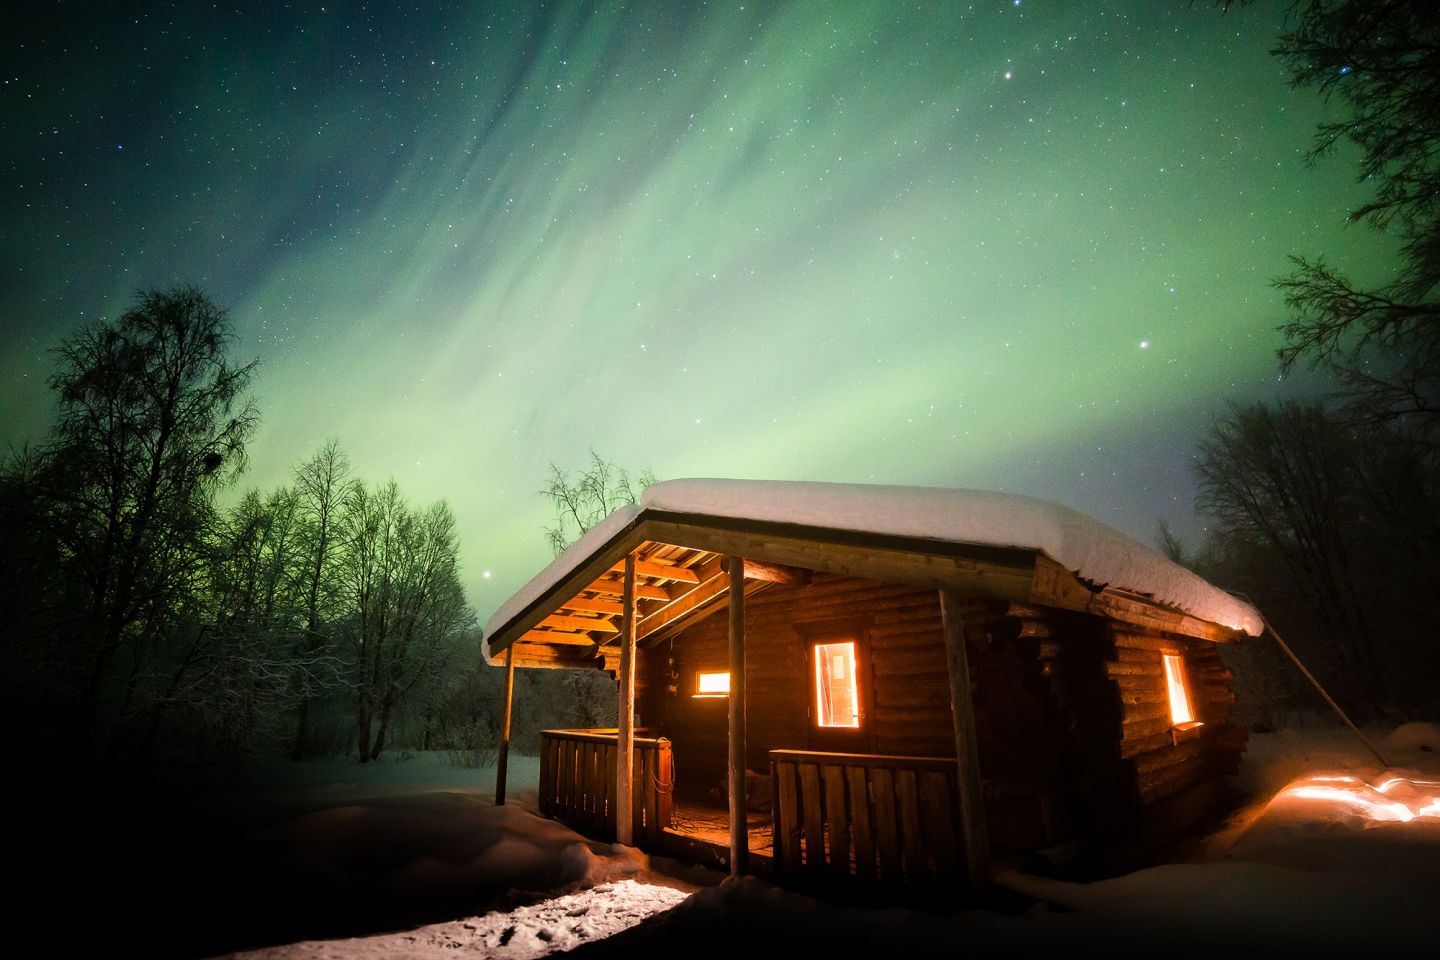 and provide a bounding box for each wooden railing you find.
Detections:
[538,729,674,845]
[770,750,964,886]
